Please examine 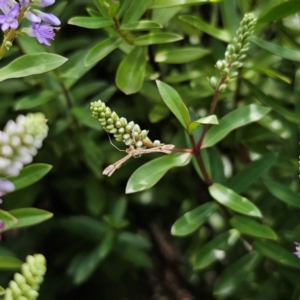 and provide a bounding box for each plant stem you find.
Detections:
[113,17,135,45]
